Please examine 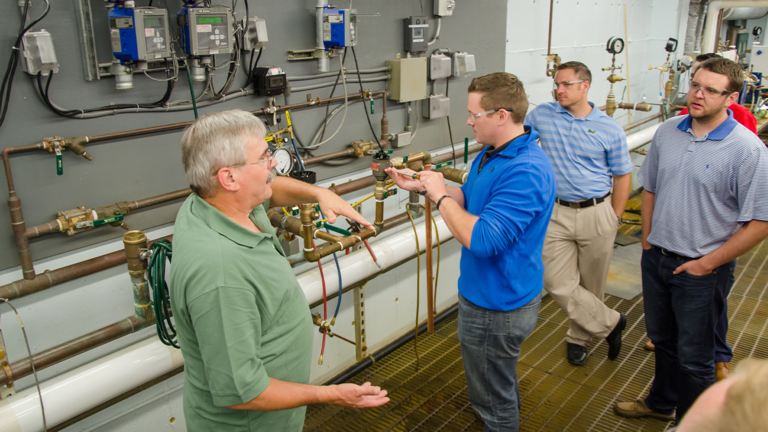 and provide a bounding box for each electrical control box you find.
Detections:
[751,45,768,75]
[178,6,235,56]
[453,52,476,77]
[242,16,268,51]
[254,66,287,96]
[422,94,450,119]
[429,53,452,80]
[403,16,429,53]
[322,8,356,49]
[109,7,171,64]
[386,56,427,102]
[22,30,59,76]
[392,131,412,148]
[434,0,456,16]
